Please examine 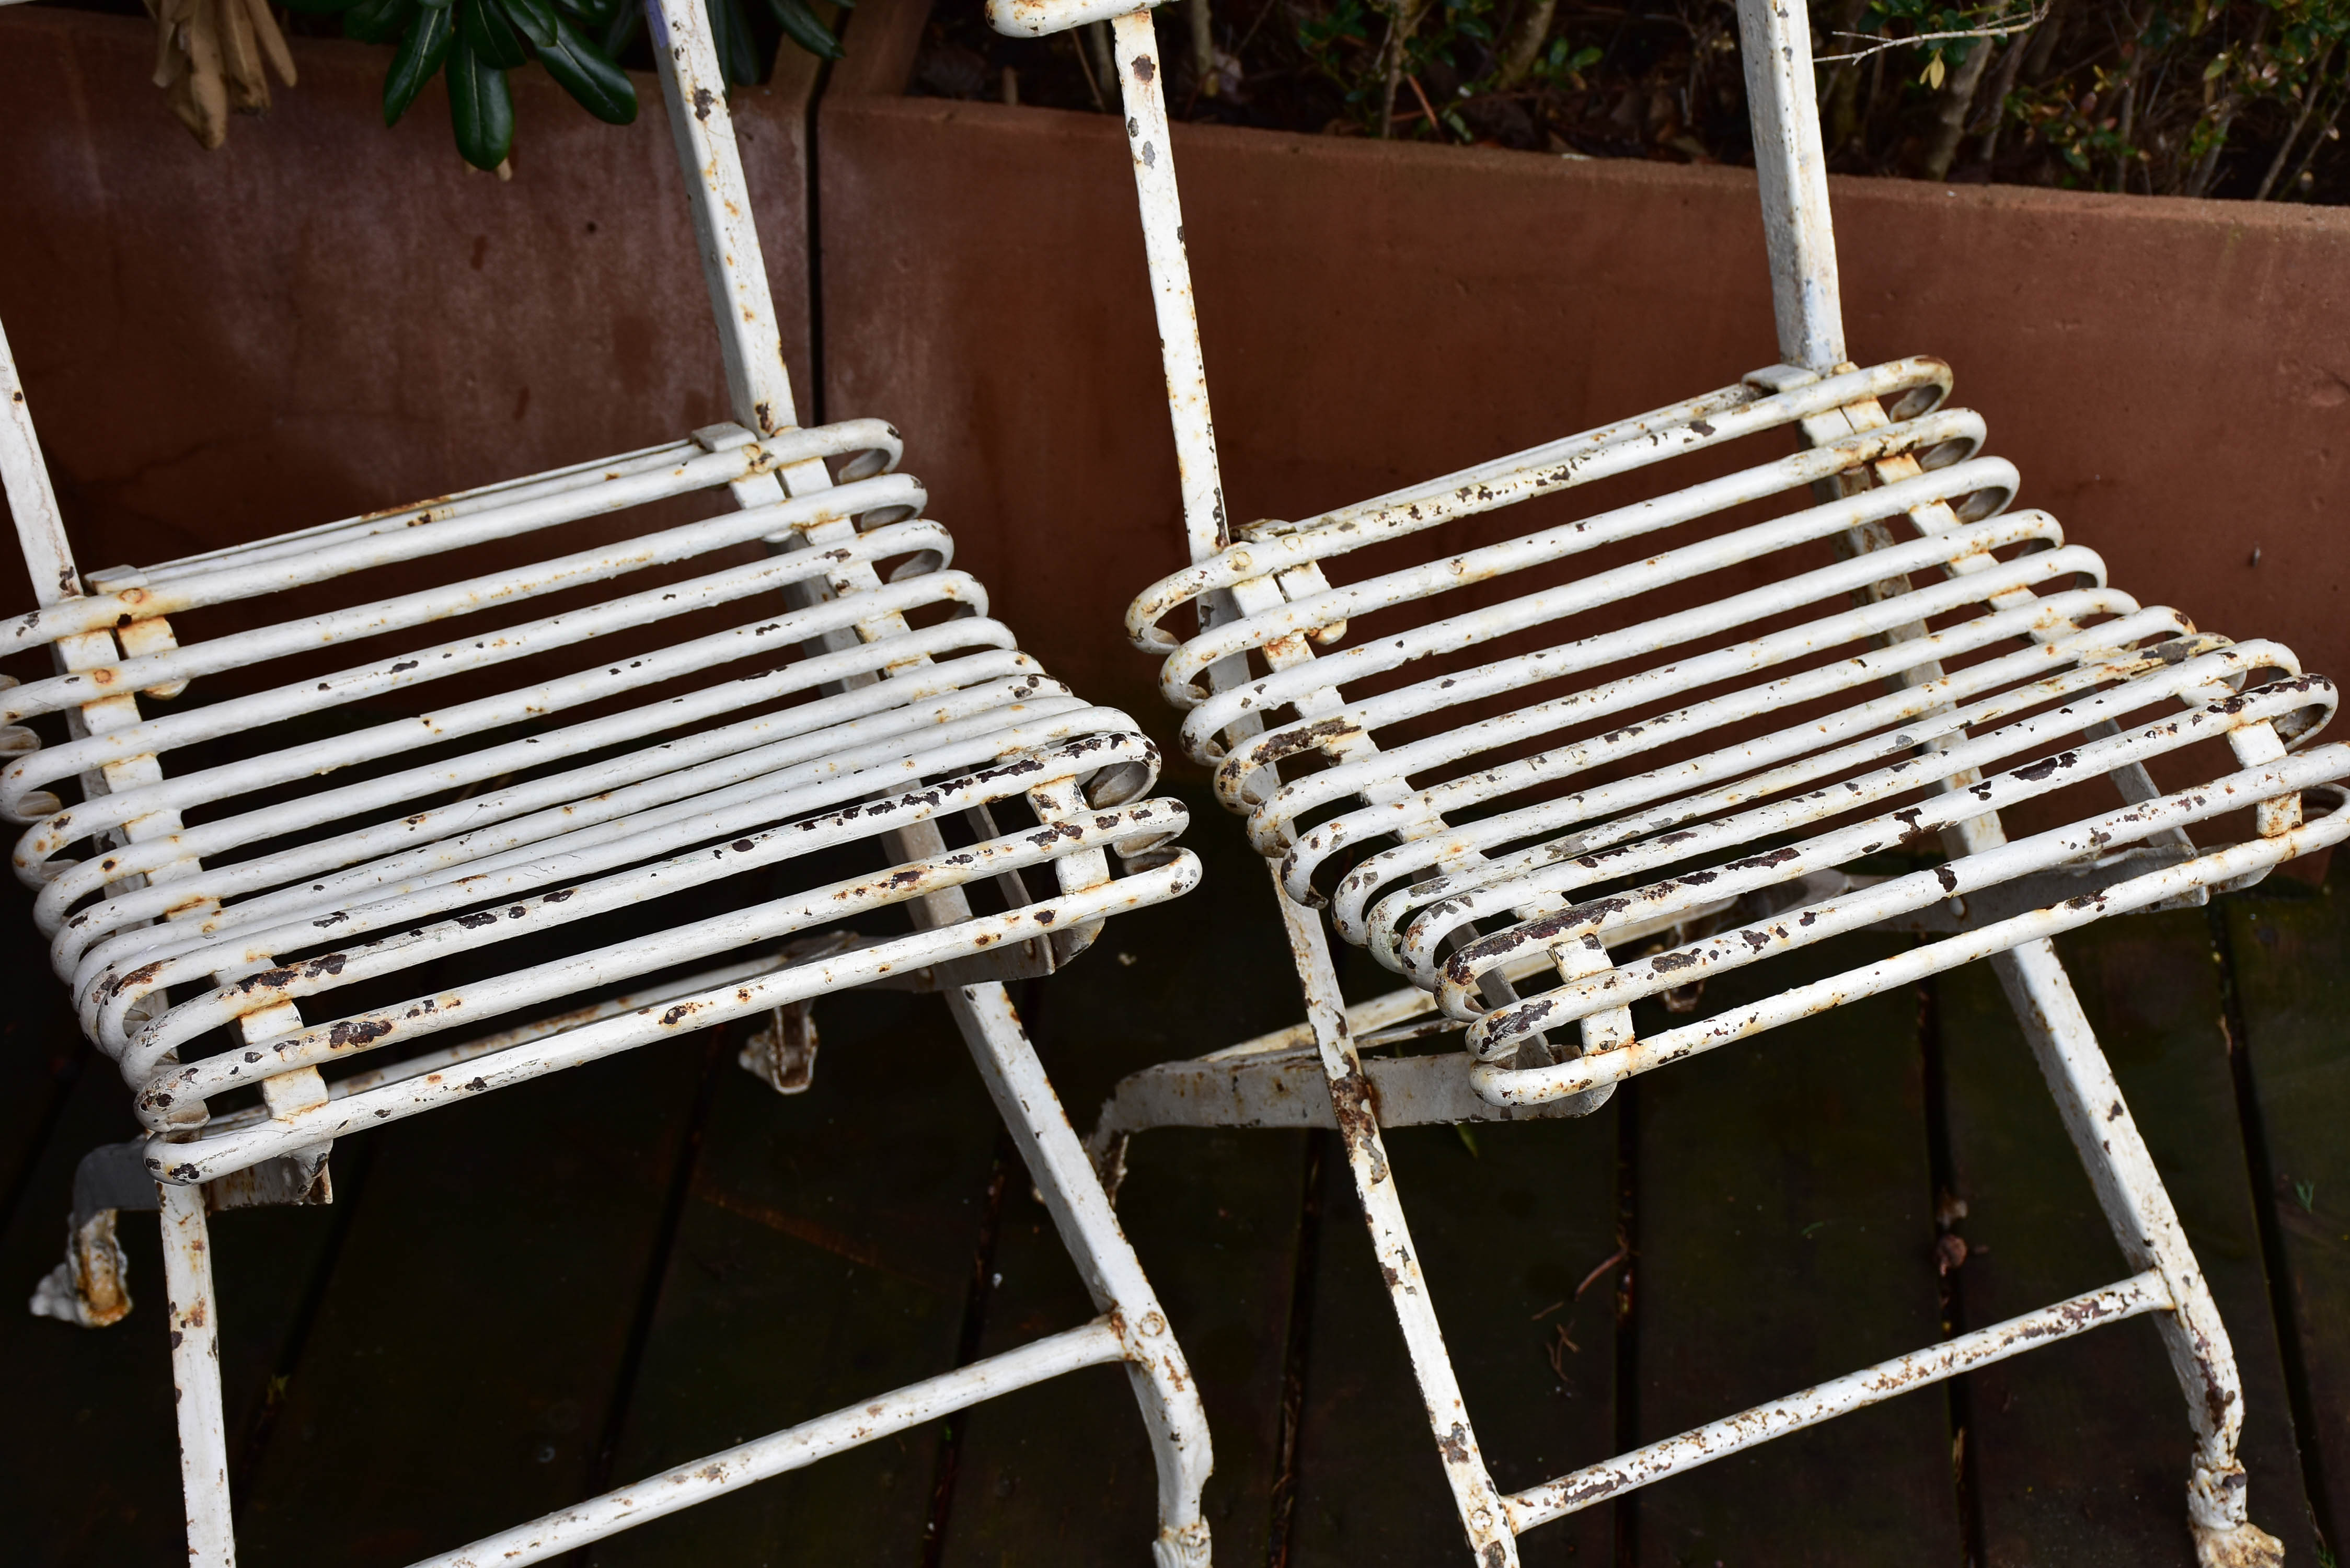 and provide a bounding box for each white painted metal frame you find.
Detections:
[0,3,1214,1562]
[989,0,2330,1561]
